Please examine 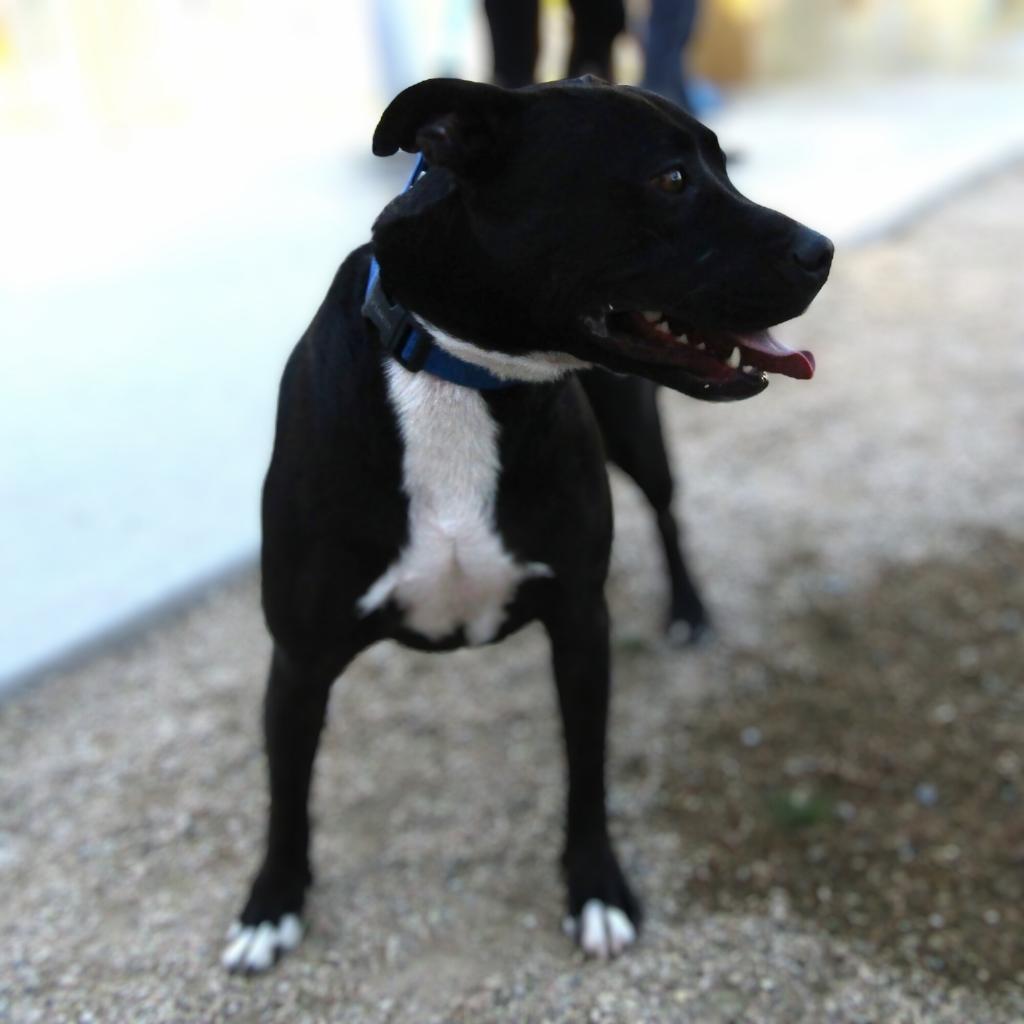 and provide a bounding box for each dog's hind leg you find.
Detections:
[581,372,711,646]
[545,591,641,958]
[222,642,352,973]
